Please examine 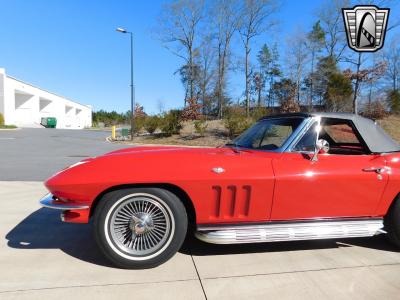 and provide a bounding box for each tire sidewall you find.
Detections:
[94,187,188,269]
